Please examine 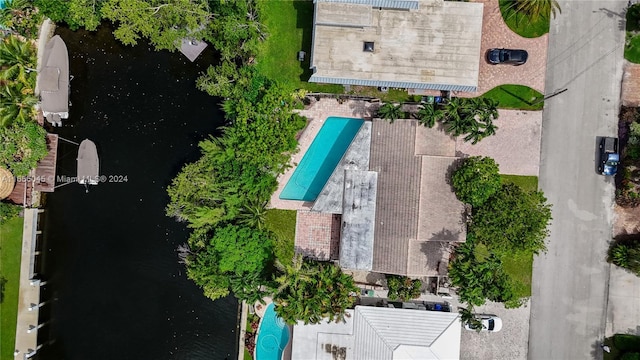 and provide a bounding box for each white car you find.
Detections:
[464,315,503,332]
